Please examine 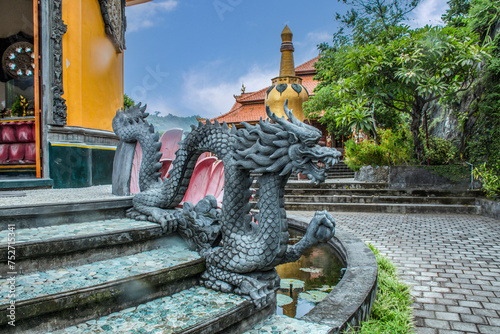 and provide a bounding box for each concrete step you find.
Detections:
[0,197,133,230]
[283,188,482,198]
[0,218,164,275]
[251,181,389,190]
[282,202,478,214]
[245,314,331,333]
[0,234,204,333]
[284,195,477,205]
[51,286,260,334]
